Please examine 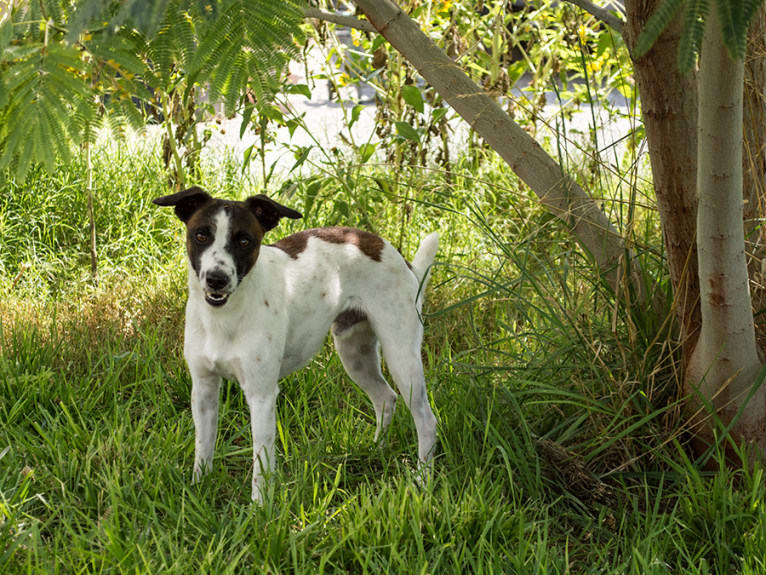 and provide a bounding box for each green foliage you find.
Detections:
[0,42,84,180]
[0,0,305,183]
[679,0,711,72]
[636,0,765,71]
[1,143,765,572]
[634,0,684,59]
[716,0,764,59]
[311,0,634,176]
